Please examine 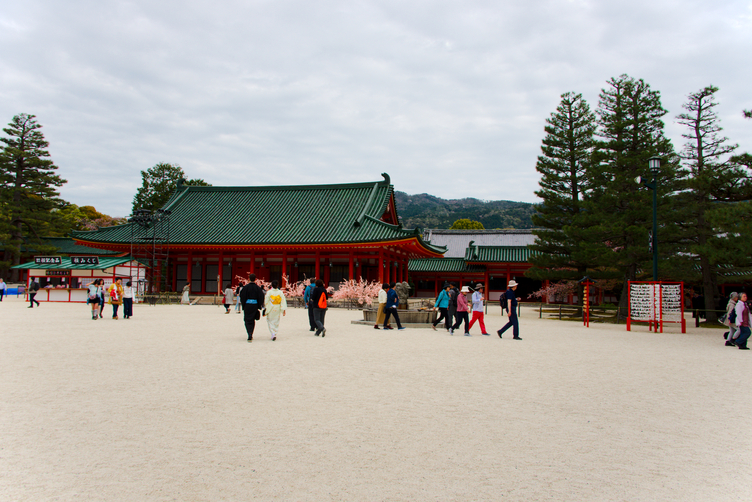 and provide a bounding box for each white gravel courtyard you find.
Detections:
[1,296,750,501]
